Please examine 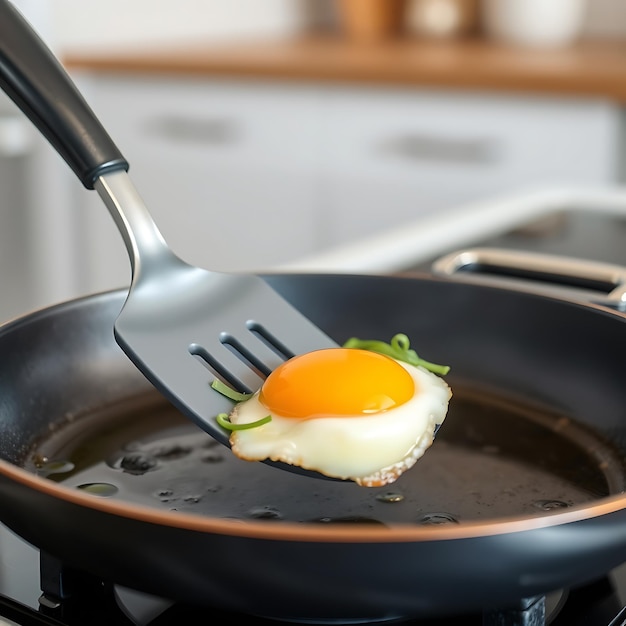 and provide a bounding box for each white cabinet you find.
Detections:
[67,73,622,295]
[319,88,620,247]
[71,75,324,295]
